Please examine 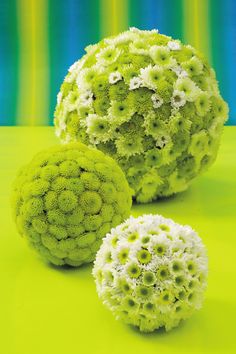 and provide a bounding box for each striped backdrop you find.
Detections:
[0,0,235,126]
